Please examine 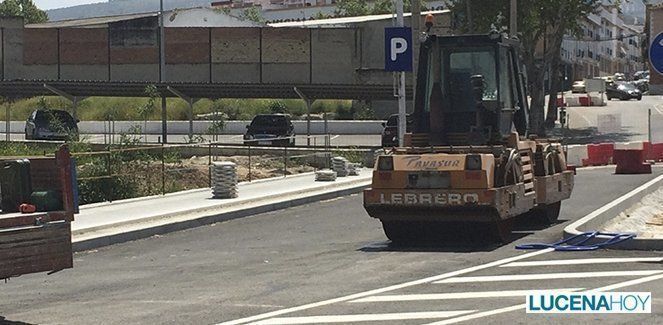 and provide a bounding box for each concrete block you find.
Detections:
[110,64,159,82]
[211,28,260,63]
[165,64,210,83]
[564,97,581,107]
[262,28,310,64]
[21,65,58,80]
[311,29,356,84]
[615,142,644,150]
[60,65,108,81]
[566,144,588,166]
[3,28,24,80]
[211,63,260,83]
[262,63,309,84]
